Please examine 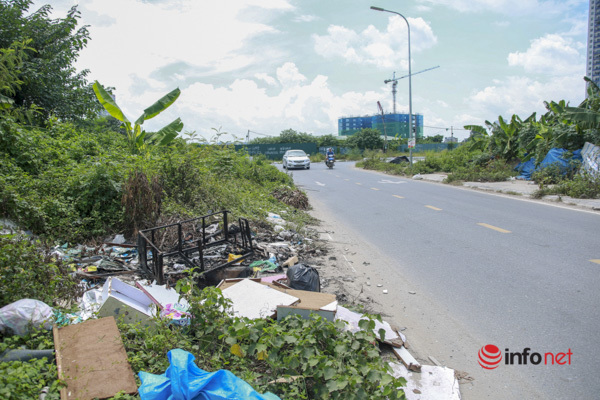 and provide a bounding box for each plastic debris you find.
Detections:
[0,299,54,336]
[138,349,281,400]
